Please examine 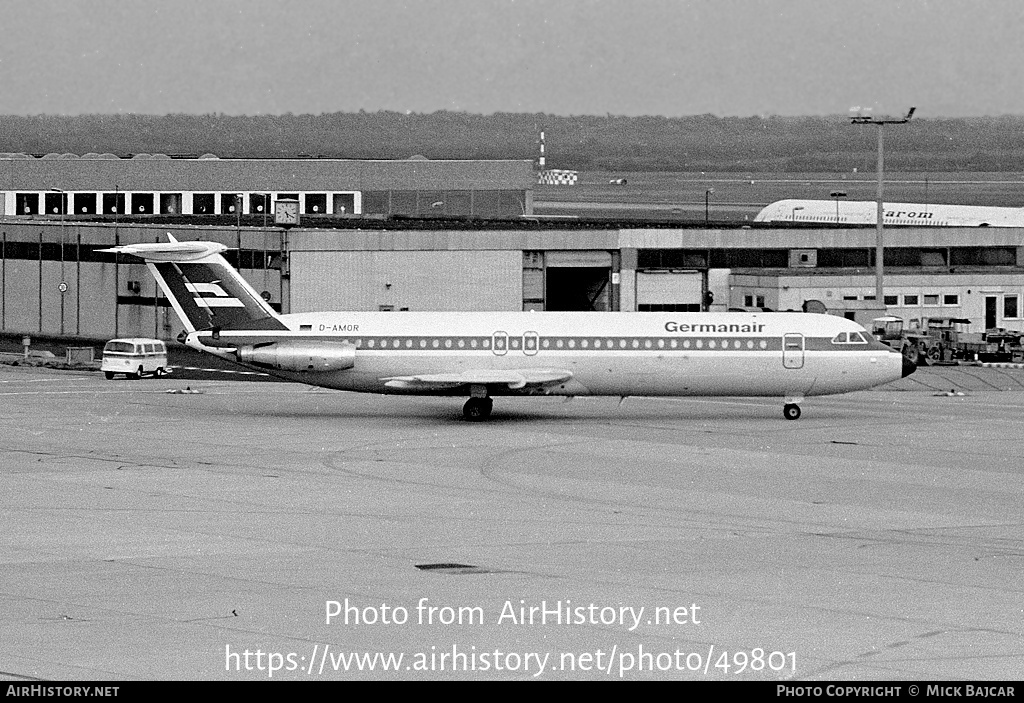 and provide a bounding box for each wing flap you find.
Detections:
[382,368,572,391]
